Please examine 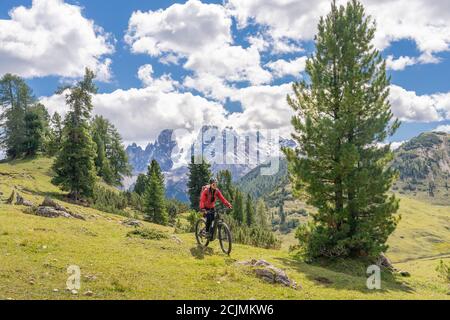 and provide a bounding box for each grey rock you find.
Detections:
[237,259,298,289]
[122,219,143,227]
[35,206,71,218]
[15,193,33,206]
[377,253,397,271]
[41,197,66,211]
